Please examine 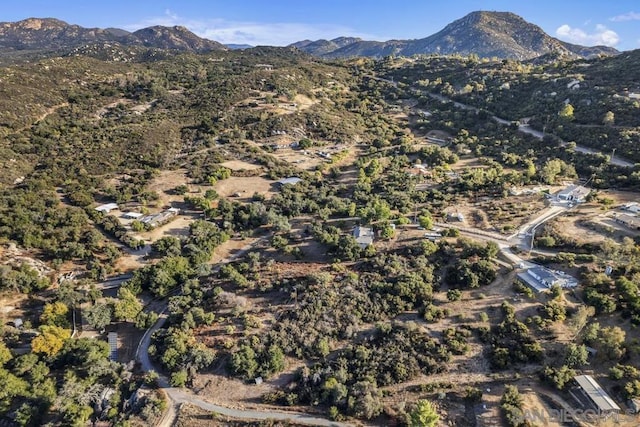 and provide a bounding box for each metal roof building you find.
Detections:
[276,177,303,186]
[95,203,119,213]
[107,332,118,362]
[122,212,144,219]
[573,375,621,414]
